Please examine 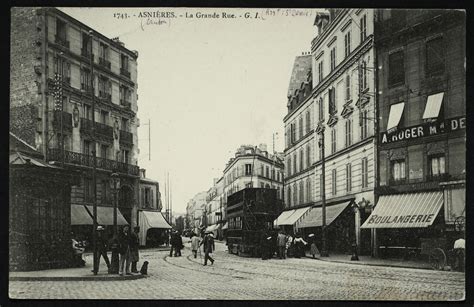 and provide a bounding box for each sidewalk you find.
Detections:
[10,252,148,281]
[305,252,433,270]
